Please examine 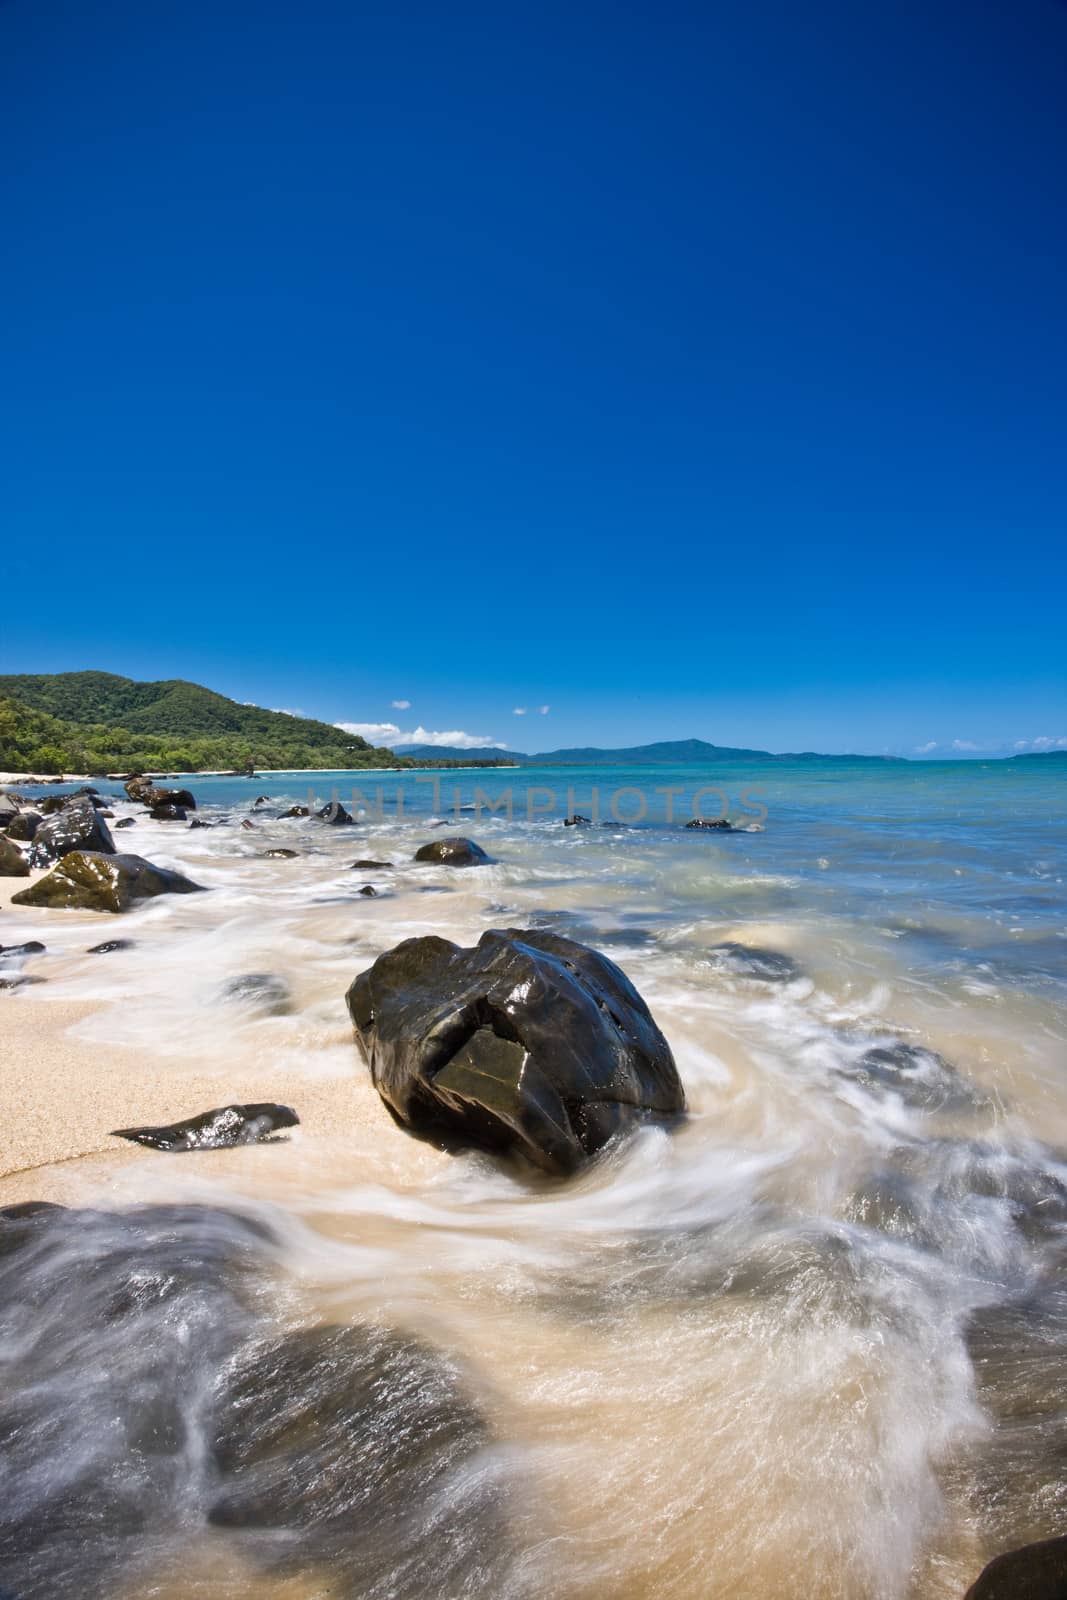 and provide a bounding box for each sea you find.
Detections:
[1,756,1065,1599]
